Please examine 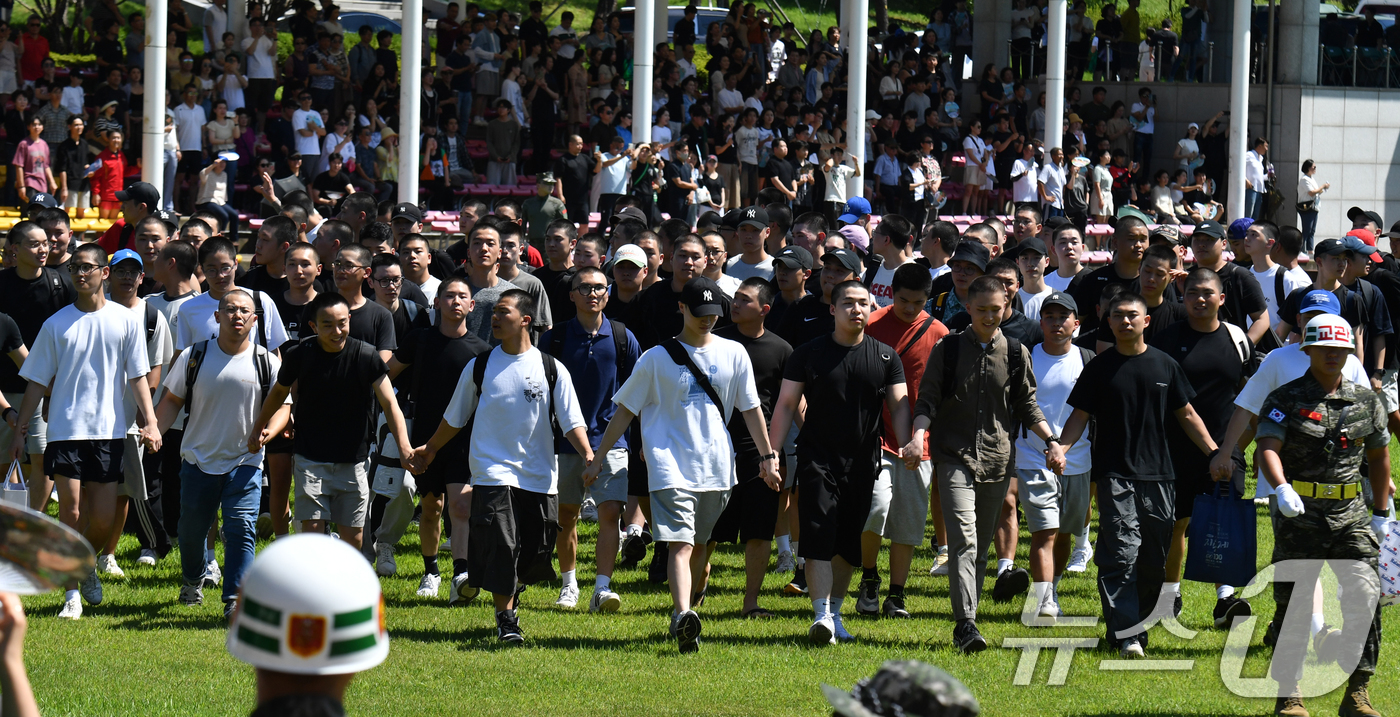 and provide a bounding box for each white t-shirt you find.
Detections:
[613,338,760,493]
[1039,162,1066,208]
[118,300,174,434]
[1011,158,1040,202]
[735,126,763,165]
[241,35,277,79]
[162,342,287,474]
[1236,343,1368,416]
[868,259,913,308]
[145,289,201,430]
[598,152,630,195]
[725,255,775,281]
[824,163,855,203]
[652,125,673,161]
[293,109,323,156]
[1131,102,1155,134]
[1018,286,1053,321]
[929,263,951,281]
[1015,345,1092,475]
[416,275,441,305]
[713,272,743,298]
[20,302,149,442]
[1044,269,1081,293]
[1250,264,1312,330]
[173,103,207,152]
[442,347,586,494]
[175,291,289,351]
